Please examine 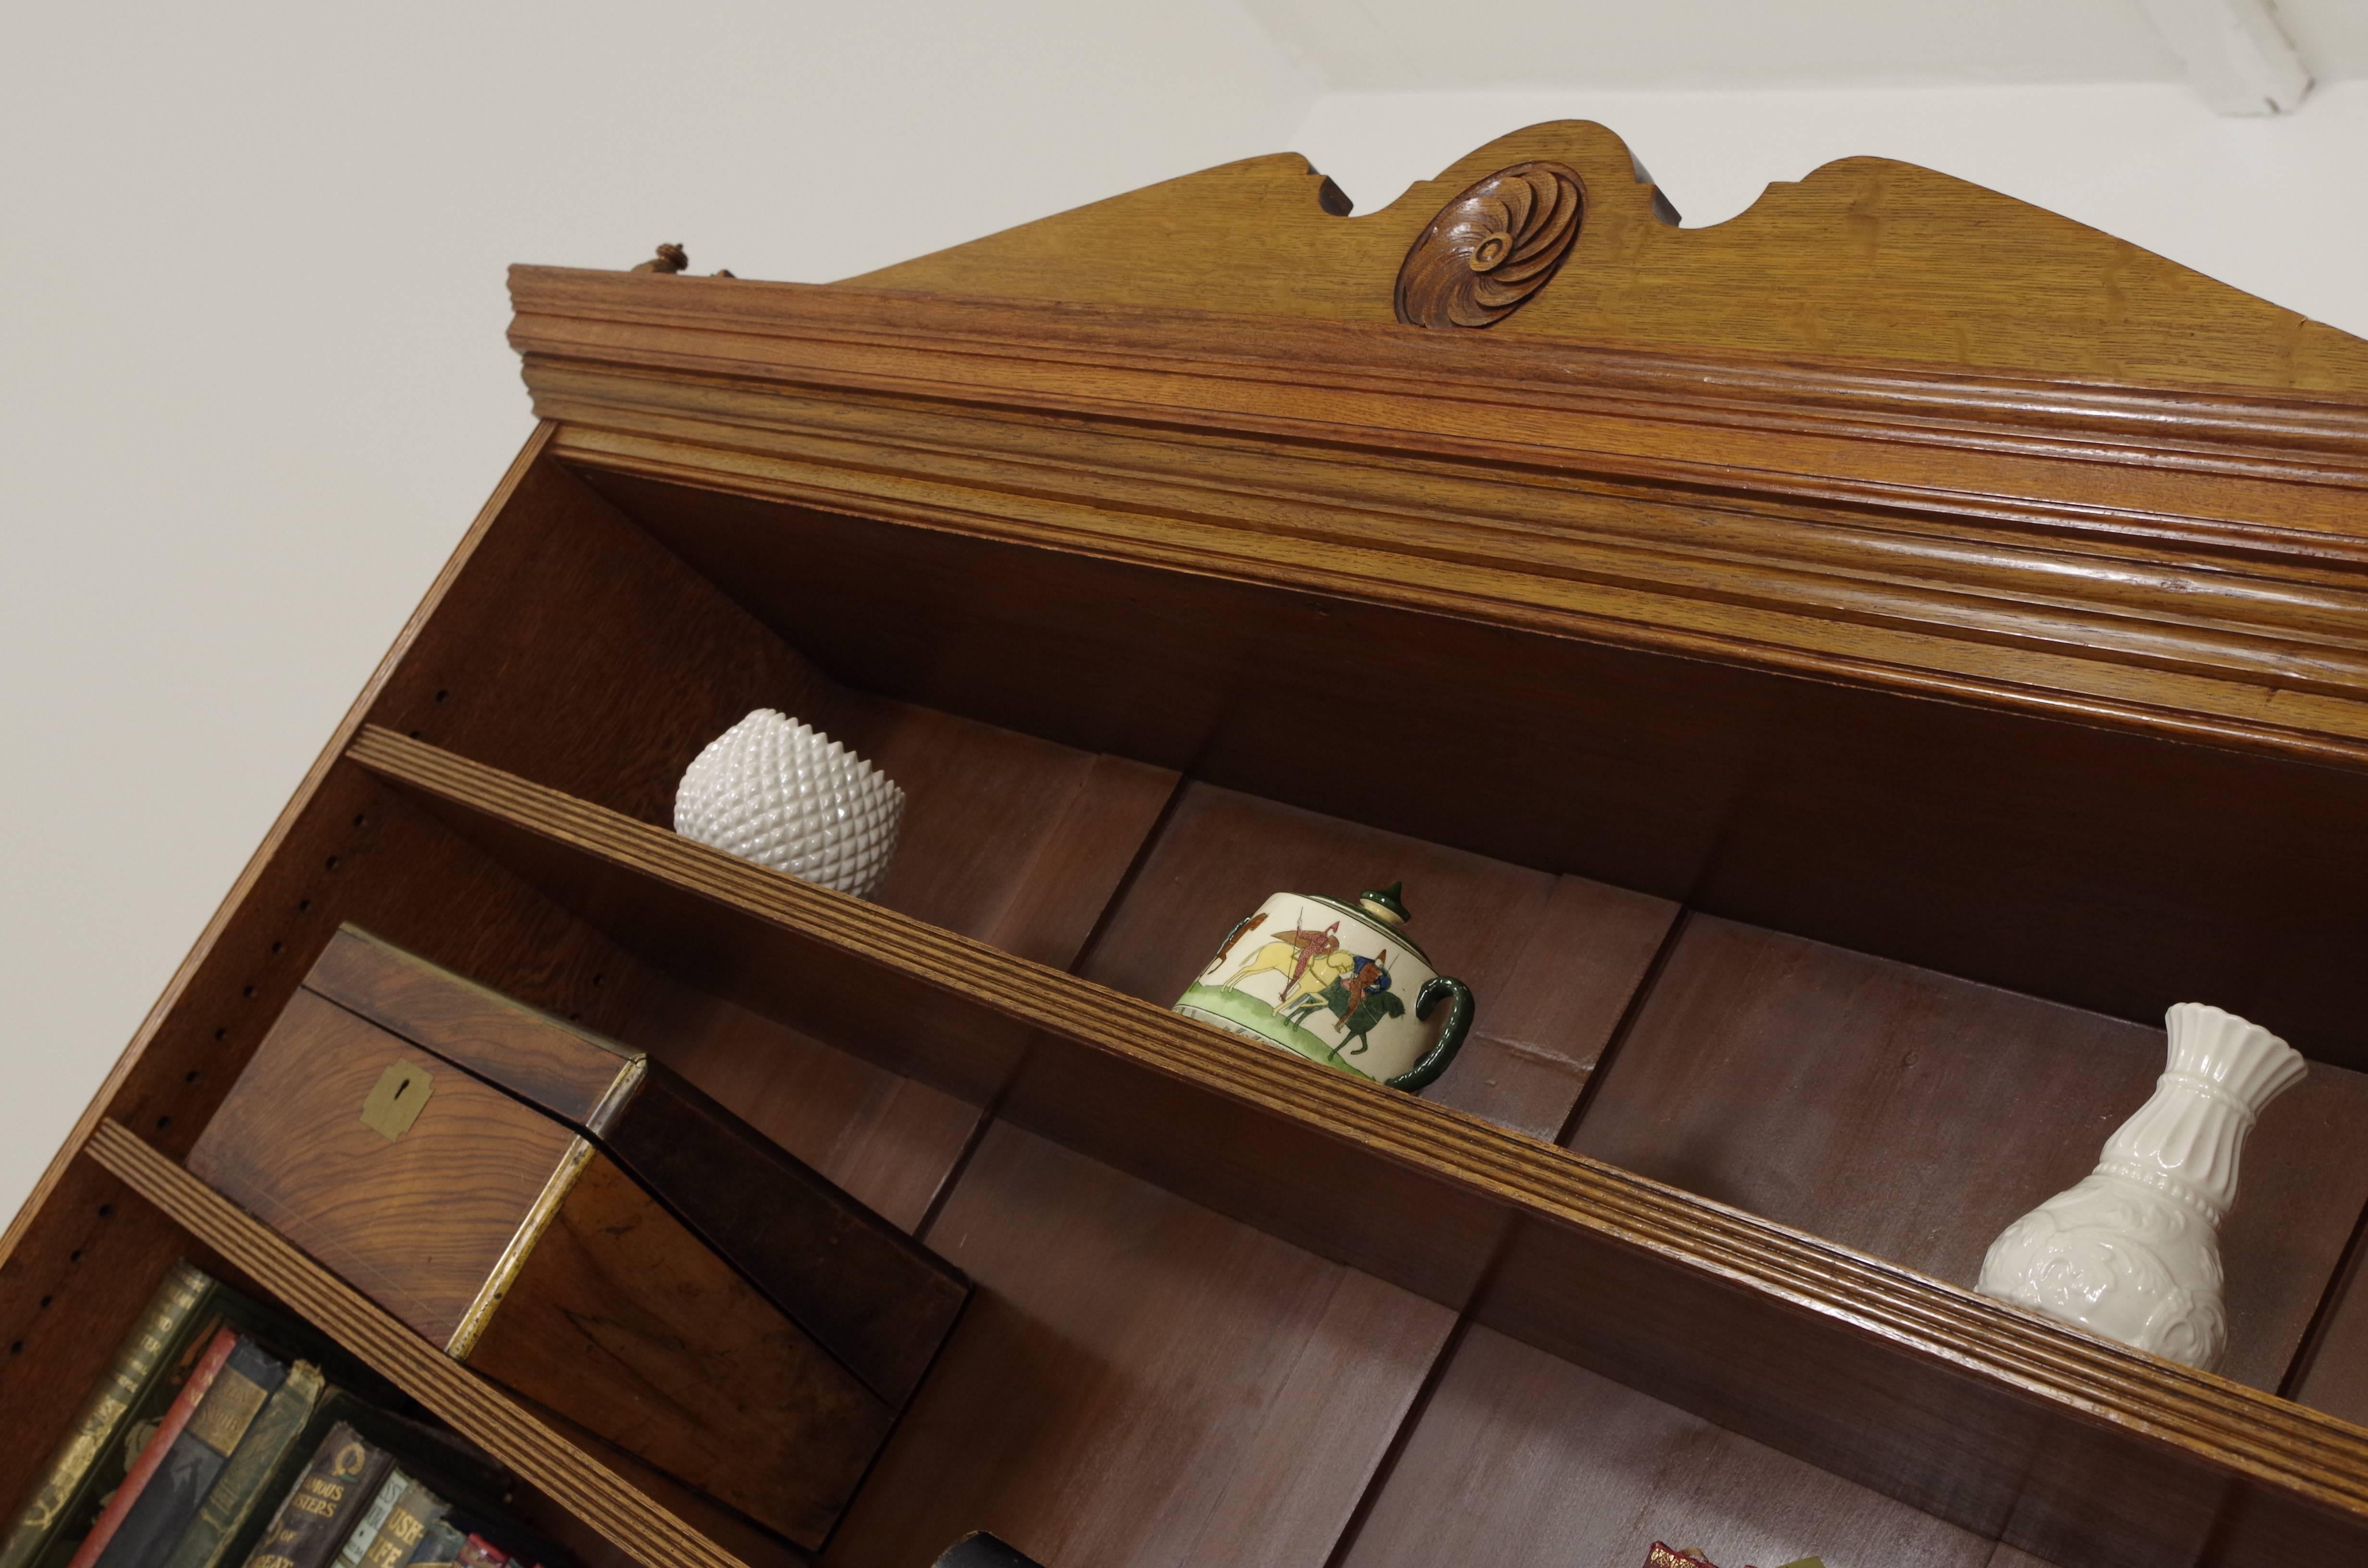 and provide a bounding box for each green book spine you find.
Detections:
[155,1364,325,1568]
[0,1264,215,1568]
[241,1425,391,1568]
